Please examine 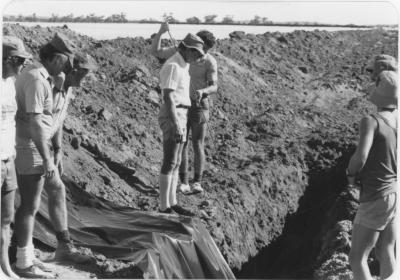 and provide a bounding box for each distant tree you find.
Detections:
[249,15,261,24]
[162,13,179,23]
[221,15,234,24]
[186,16,201,24]
[204,14,217,23]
